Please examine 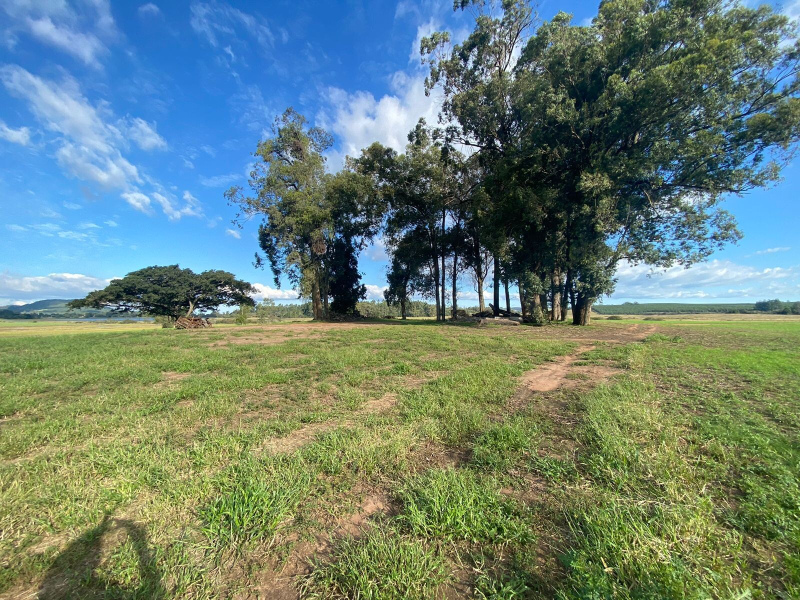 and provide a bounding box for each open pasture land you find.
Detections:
[1,318,799,599]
